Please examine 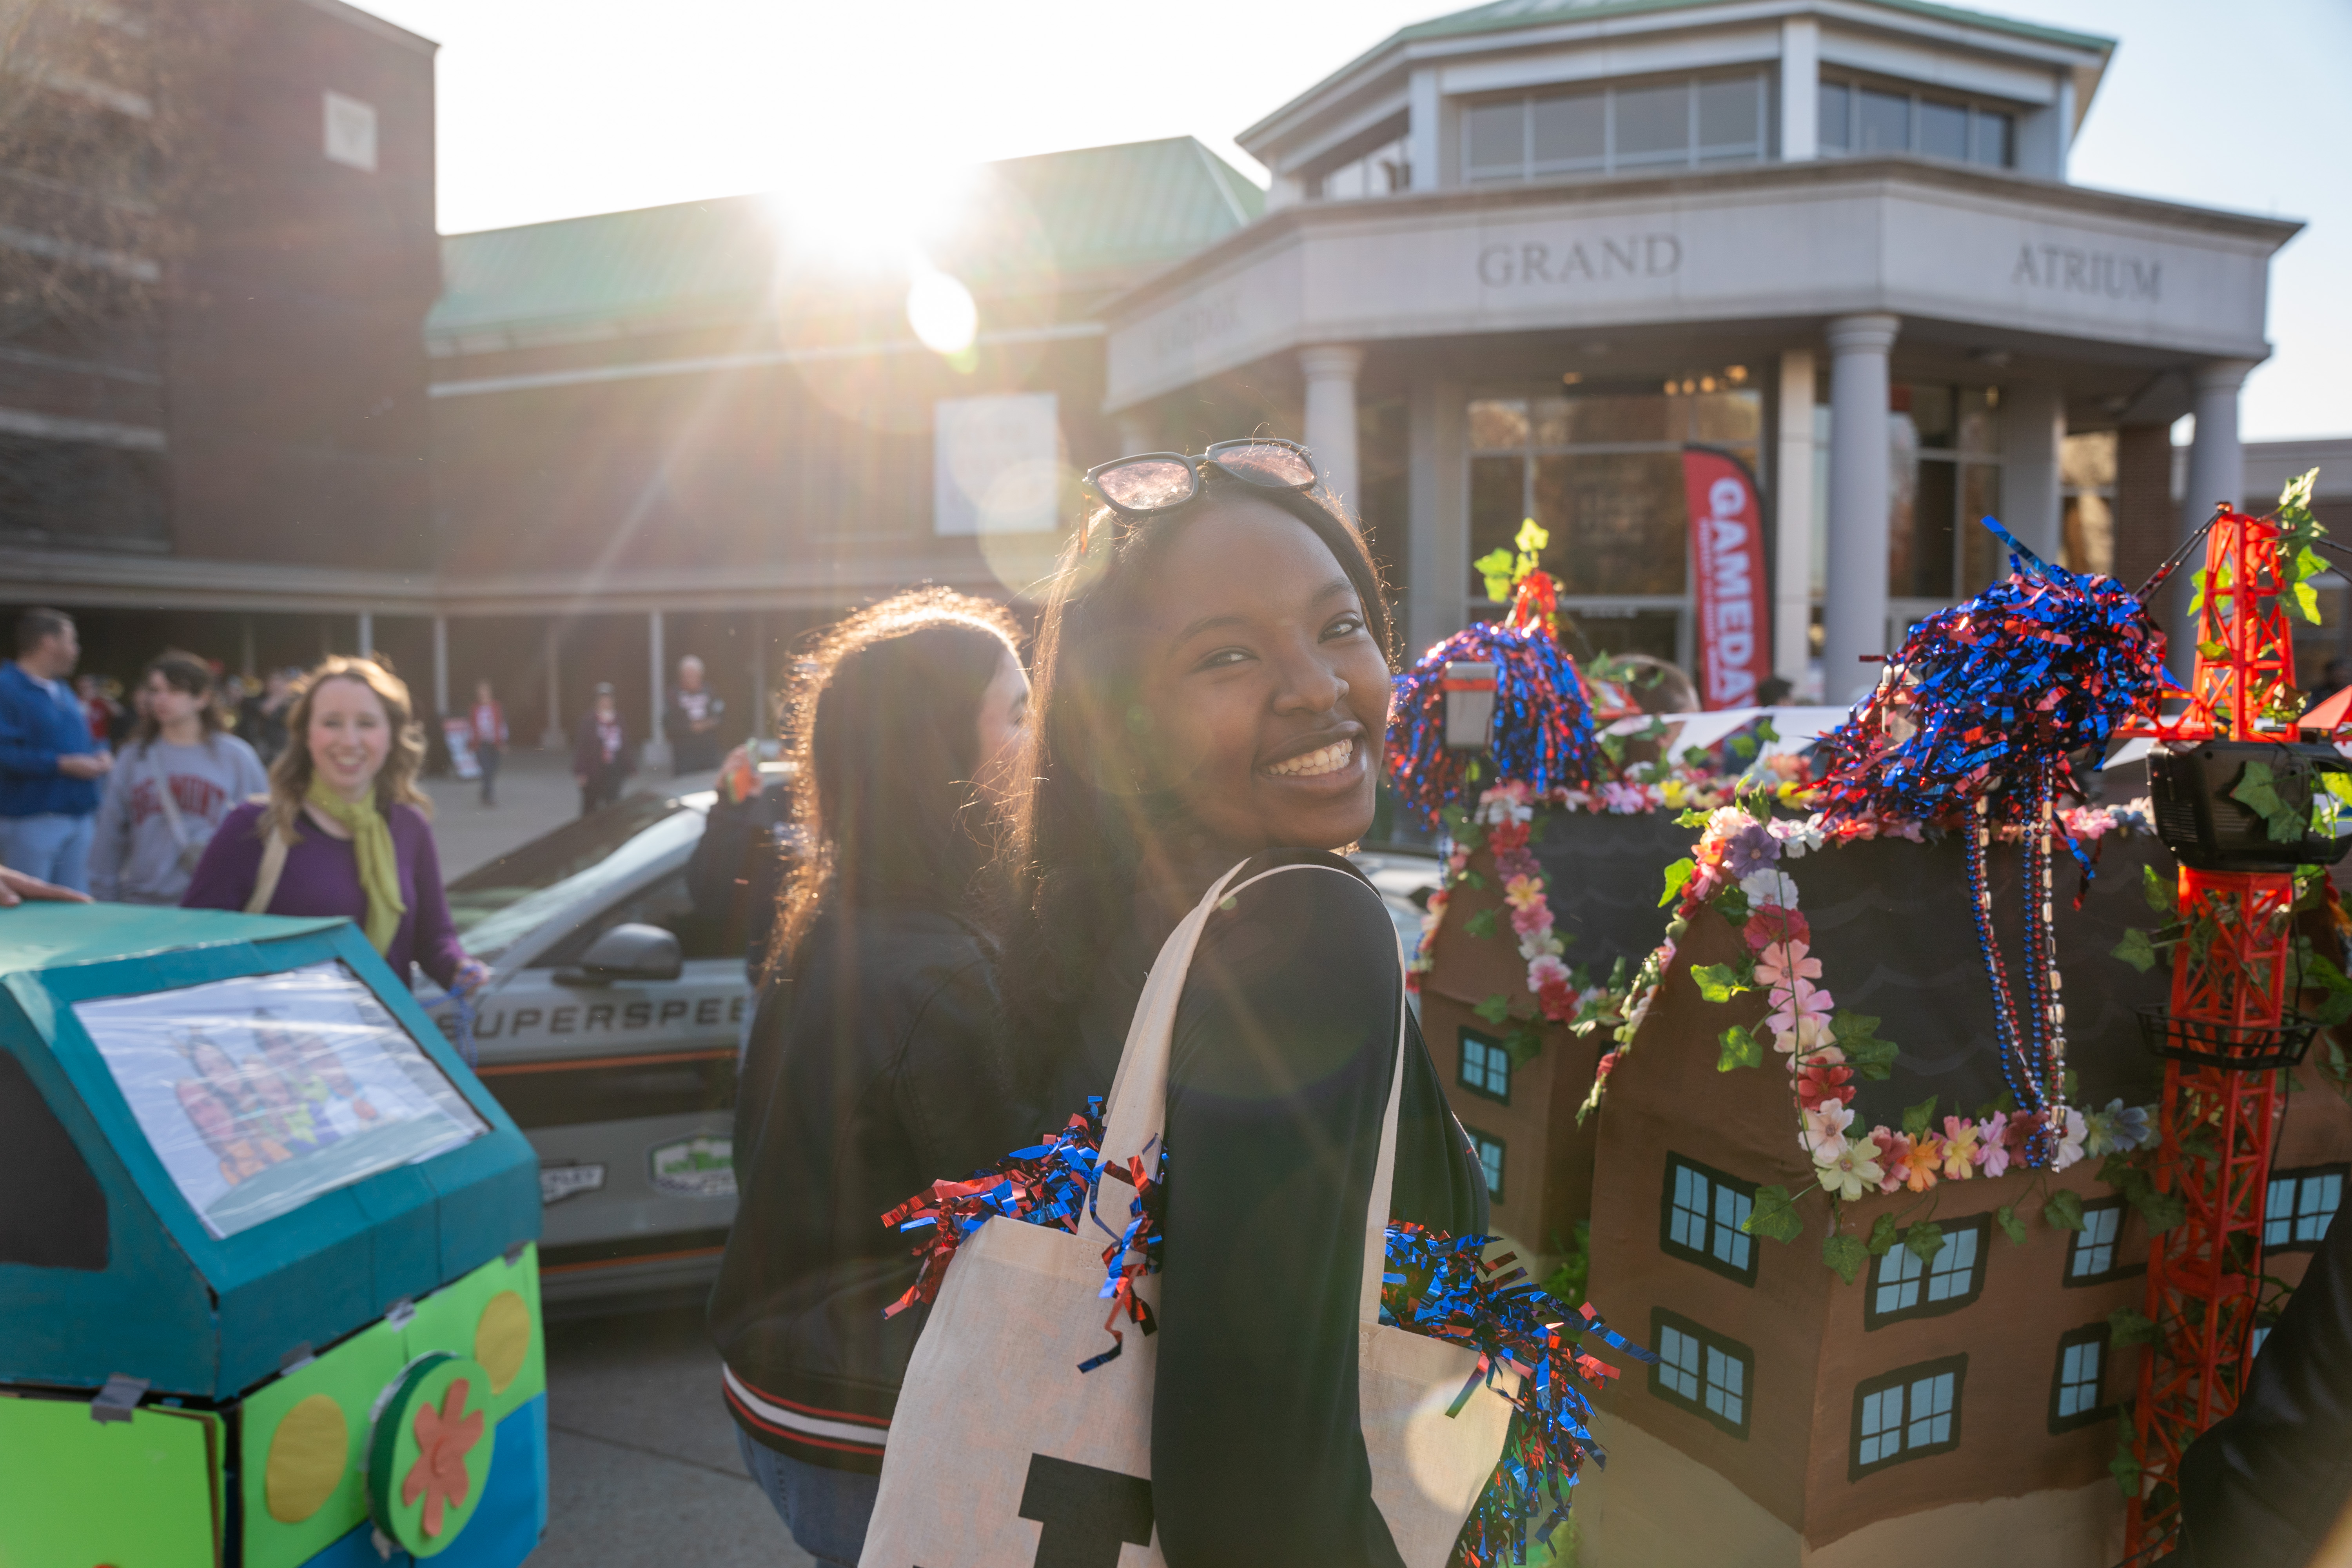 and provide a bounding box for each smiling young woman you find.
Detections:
[993,448,1490,1567]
